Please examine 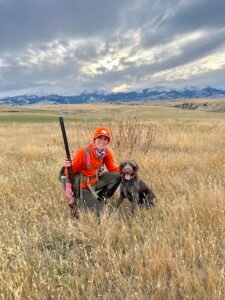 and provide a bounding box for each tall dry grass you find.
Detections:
[0,117,225,299]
